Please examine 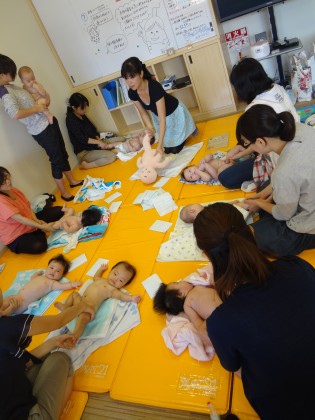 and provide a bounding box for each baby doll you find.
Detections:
[182,154,234,182]
[137,133,172,184]
[55,261,140,342]
[1,254,81,315]
[52,205,102,233]
[104,131,155,154]
[18,66,53,124]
